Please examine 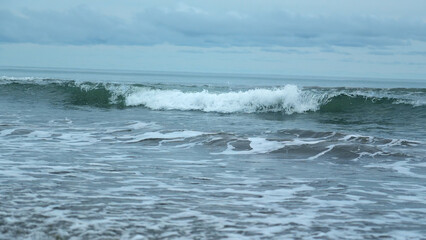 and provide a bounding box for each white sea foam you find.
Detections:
[125,121,161,131]
[28,130,52,139]
[125,85,322,114]
[308,144,336,160]
[127,130,205,143]
[0,129,16,137]
[246,137,286,154]
[0,76,40,81]
[217,137,327,155]
[394,98,426,107]
[217,138,285,155]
